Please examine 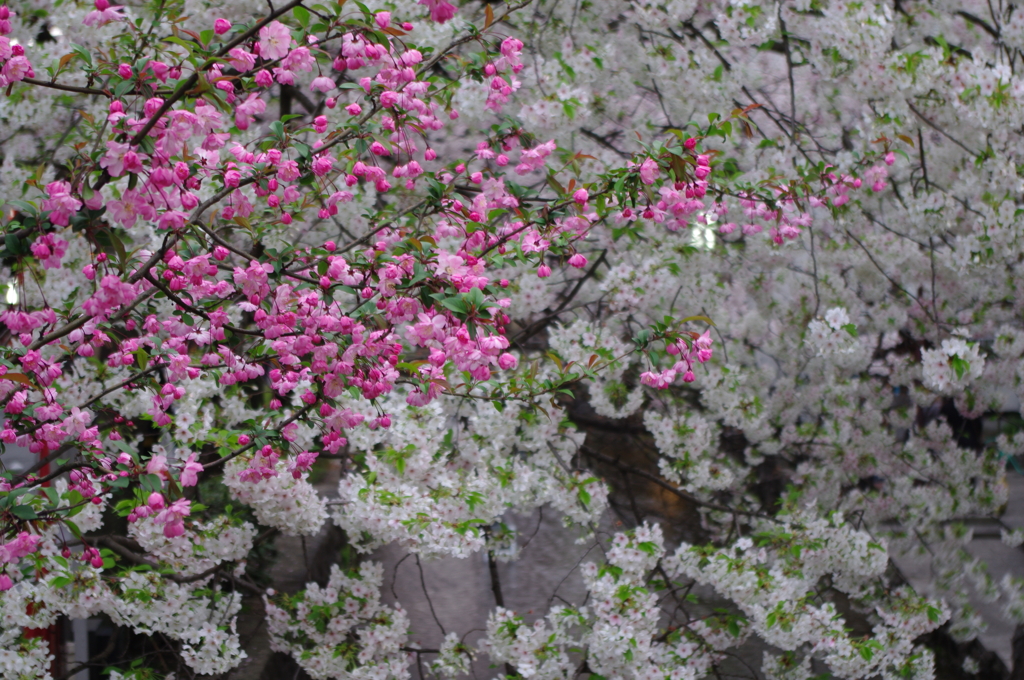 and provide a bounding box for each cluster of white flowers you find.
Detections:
[129,516,256,577]
[265,562,410,680]
[0,559,244,677]
[807,308,860,357]
[483,524,737,680]
[921,336,986,394]
[332,391,607,557]
[665,510,946,678]
[645,409,735,493]
[109,572,246,675]
[430,632,474,680]
[0,628,51,680]
[482,606,579,680]
[223,458,327,536]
